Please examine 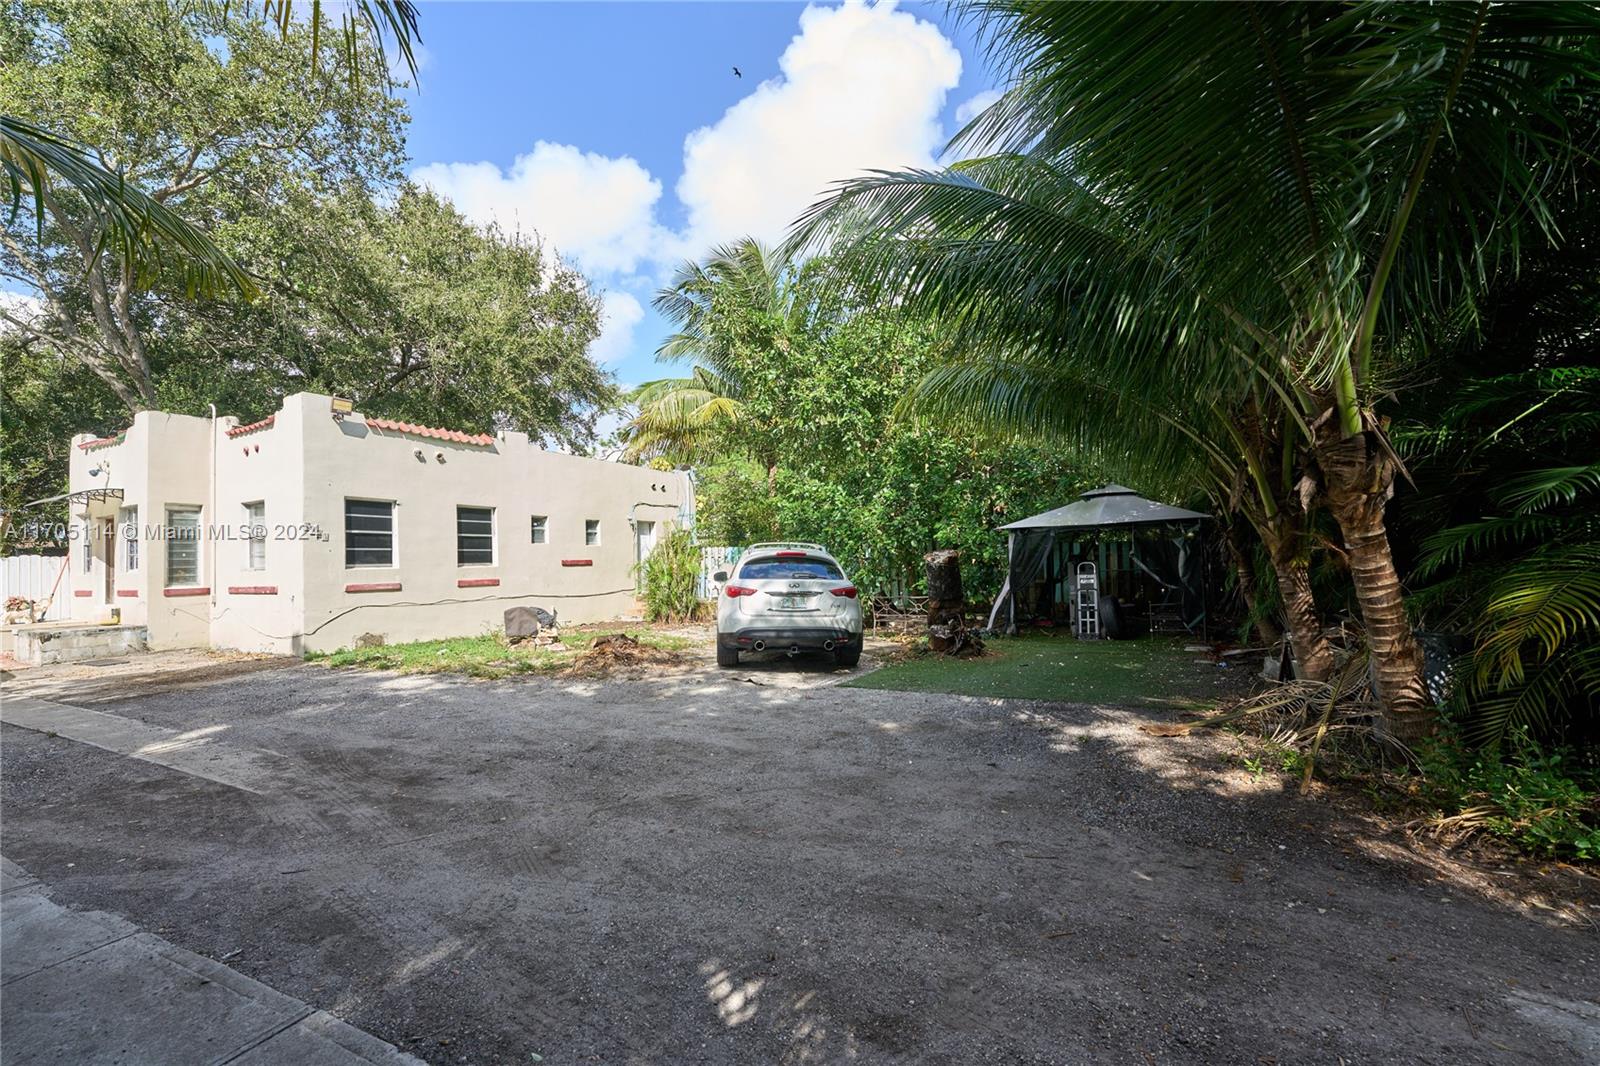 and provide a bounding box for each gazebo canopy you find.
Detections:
[999,484,1208,530]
